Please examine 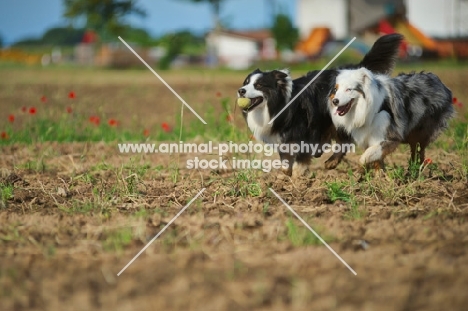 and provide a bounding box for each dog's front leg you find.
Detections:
[279,152,295,176]
[360,141,400,167]
[325,130,351,169]
[293,152,312,178]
